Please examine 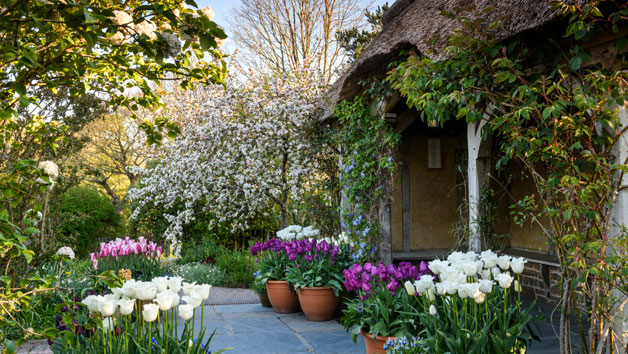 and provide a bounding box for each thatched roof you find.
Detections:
[319,0,561,120]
